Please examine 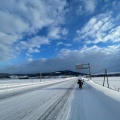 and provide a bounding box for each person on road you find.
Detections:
[77,79,84,89]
